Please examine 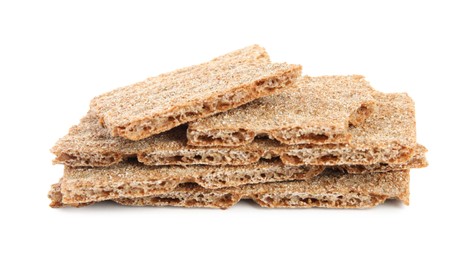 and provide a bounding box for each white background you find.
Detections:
[0,0,470,259]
